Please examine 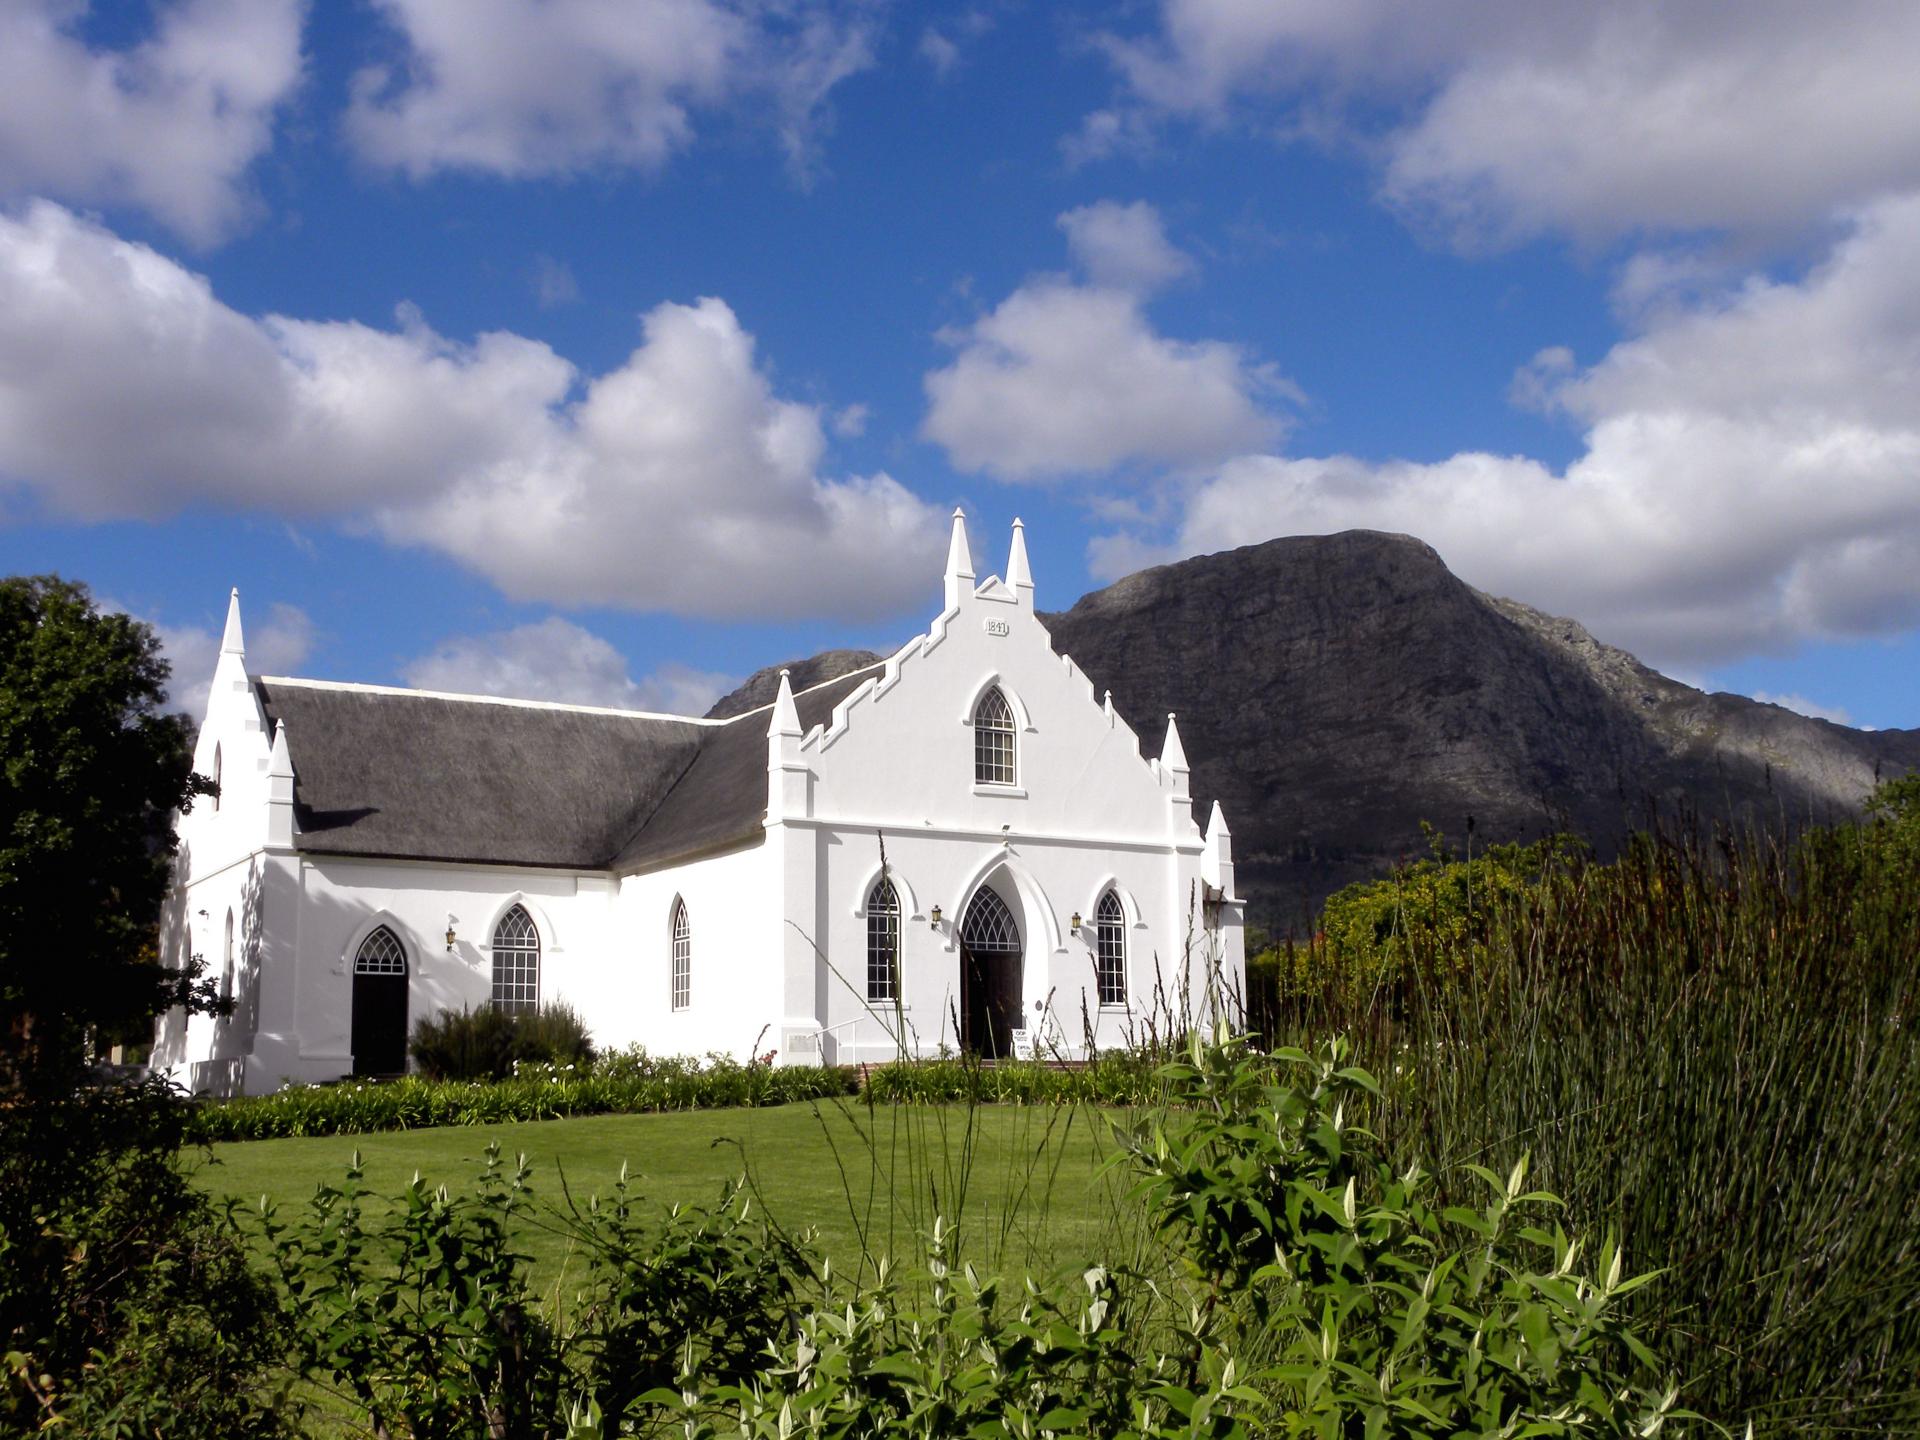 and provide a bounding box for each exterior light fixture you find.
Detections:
[1070,911,1082,934]
[445,917,457,951]
[929,904,942,929]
